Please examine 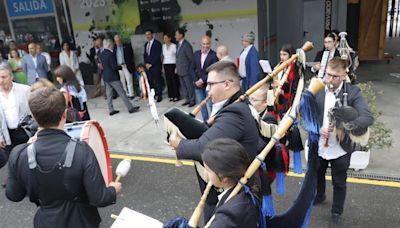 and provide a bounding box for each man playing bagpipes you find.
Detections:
[168,61,263,223]
[5,87,122,228]
[313,57,373,226]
